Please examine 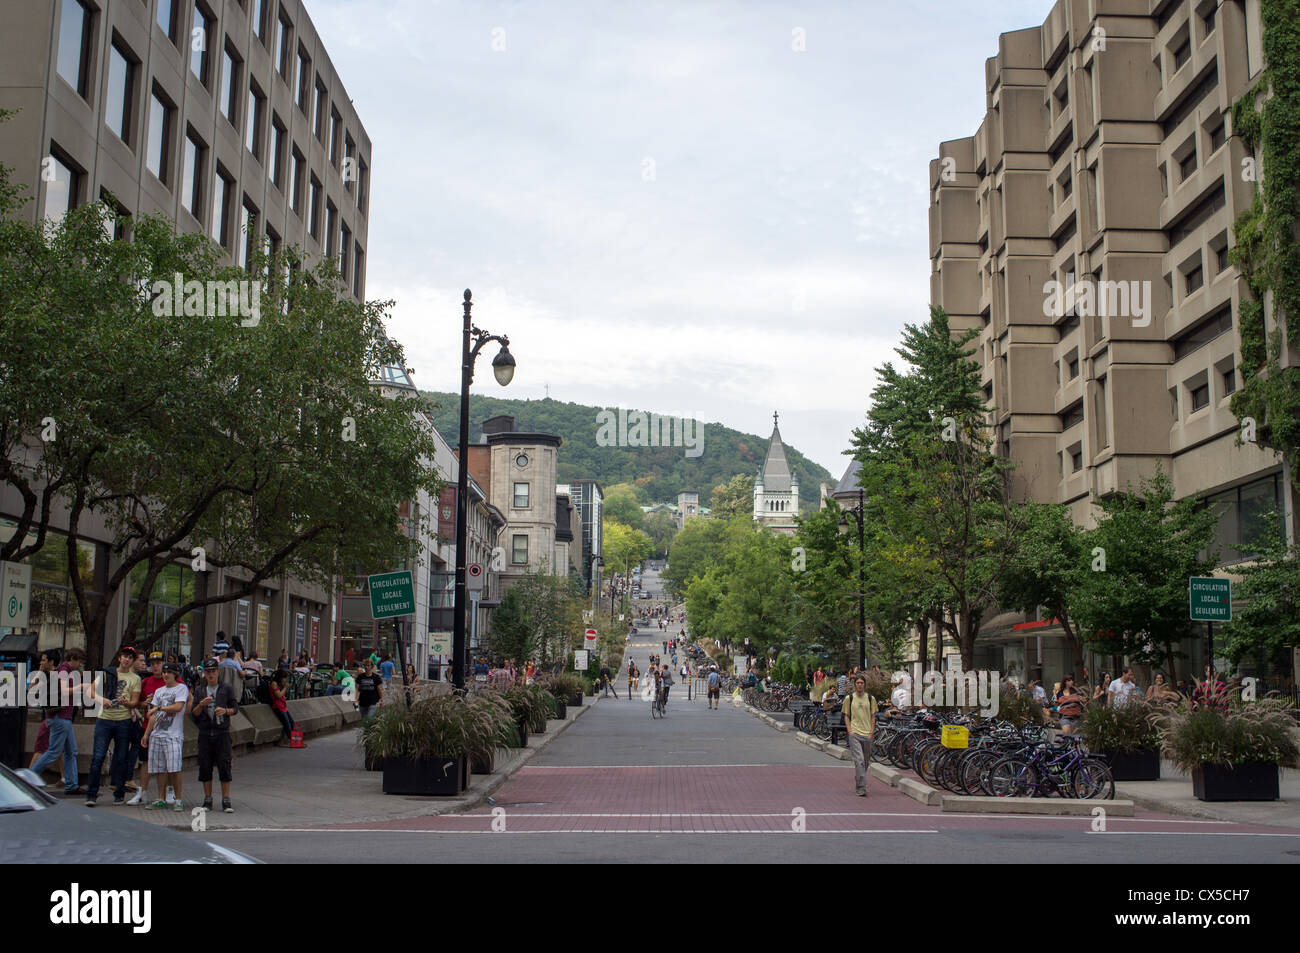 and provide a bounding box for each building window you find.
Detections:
[308,175,322,238]
[344,135,356,192]
[513,482,530,508]
[42,151,80,224]
[1095,376,1109,449]
[1190,382,1210,412]
[146,88,174,185]
[340,224,351,279]
[211,164,233,246]
[221,42,240,126]
[356,158,368,212]
[1204,474,1283,565]
[313,79,328,140]
[1179,148,1198,182]
[99,189,130,241]
[252,0,269,45]
[1172,38,1190,72]
[1070,448,1083,472]
[511,535,528,565]
[245,82,265,159]
[269,114,286,188]
[239,198,258,270]
[181,130,205,221]
[1185,264,1203,295]
[1222,362,1237,396]
[56,0,93,99]
[276,7,293,78]
[329,108,342,166]
[105,40,135,144]
[191,3,214,85]
[1208,120,1226,154]
[157,0,180,44]
[295,47,311,111]
[290,146,305,213]
[325,200,338,257]
[353,244,364,297]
